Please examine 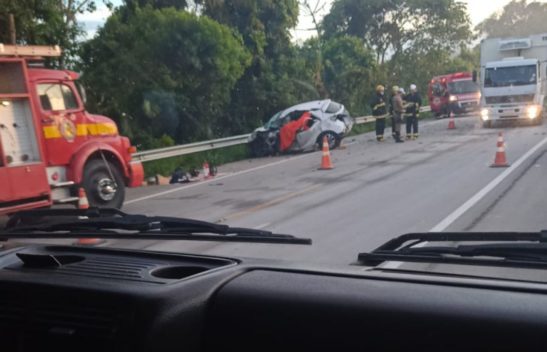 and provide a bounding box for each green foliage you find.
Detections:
[79,6,251,149]
[196,0,316,131]
[0,0,113,67]
[322,0,472,64]
[322,36,375,115]
[144,144,250,177]
[477,0,547,38]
